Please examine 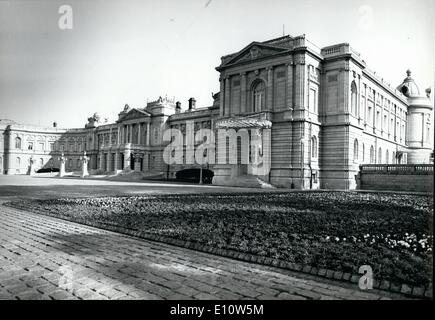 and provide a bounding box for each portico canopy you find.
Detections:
[215,113,272,129]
